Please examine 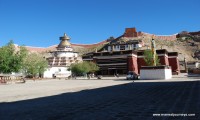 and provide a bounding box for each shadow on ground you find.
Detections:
[0,81,200,120]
